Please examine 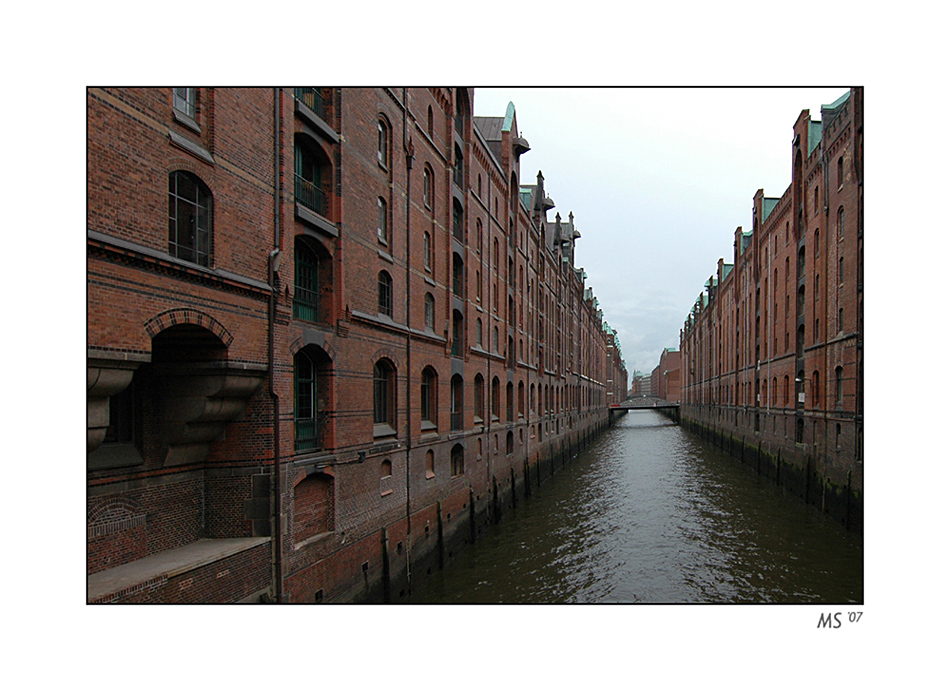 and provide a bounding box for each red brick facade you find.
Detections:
[679,88,863,533]
[651,349,681,403]
[87,88,626,603]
